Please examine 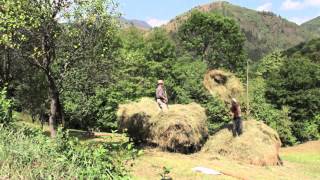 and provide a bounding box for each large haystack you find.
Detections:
[203,70,243,102]
[117,98,208,153]
[202,120,282,166]
[150,103,208,153]
[117,98,159,142]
